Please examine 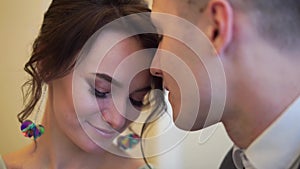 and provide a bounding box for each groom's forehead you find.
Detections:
[152,0,182,8]
[152,0,208,13]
